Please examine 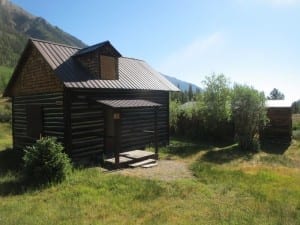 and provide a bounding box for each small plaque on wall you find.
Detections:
[113,112,120,120]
